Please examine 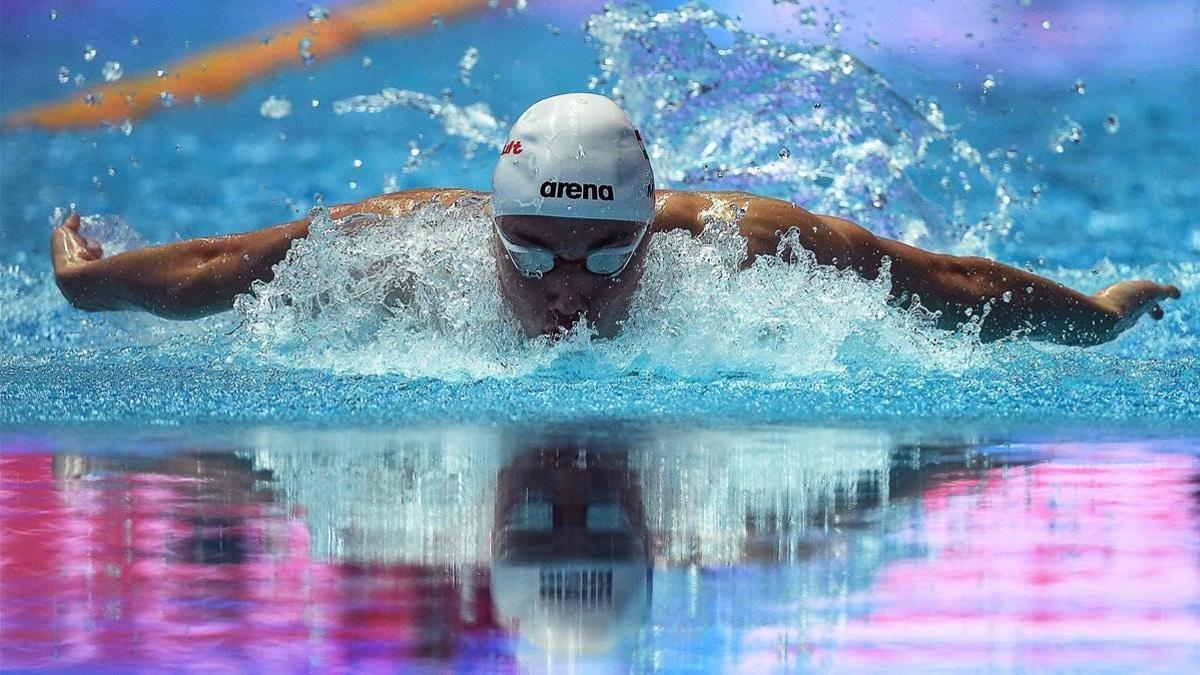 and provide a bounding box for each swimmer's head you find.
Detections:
[491,94,655,338]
